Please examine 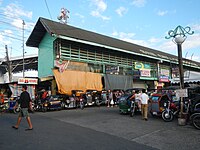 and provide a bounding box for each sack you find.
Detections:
[110,99,114,105]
